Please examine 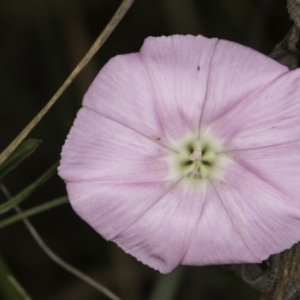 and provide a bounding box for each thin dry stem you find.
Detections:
[0,0,134,166]
[0,183,122,300]
[7,275,32,300]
